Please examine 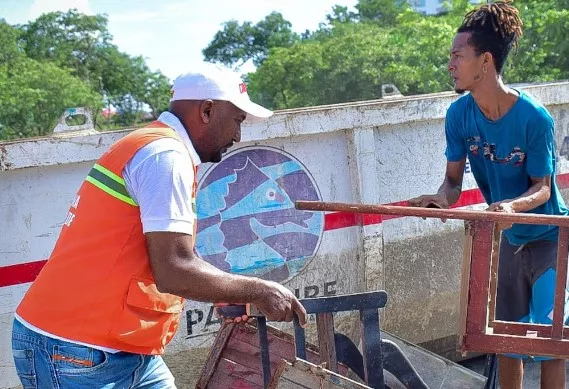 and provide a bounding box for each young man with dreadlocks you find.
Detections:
[409,1,568,388]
